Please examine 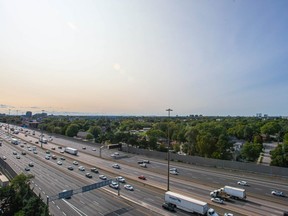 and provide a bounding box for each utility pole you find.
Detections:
[166,108,173,191]
[40,110,44,148]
